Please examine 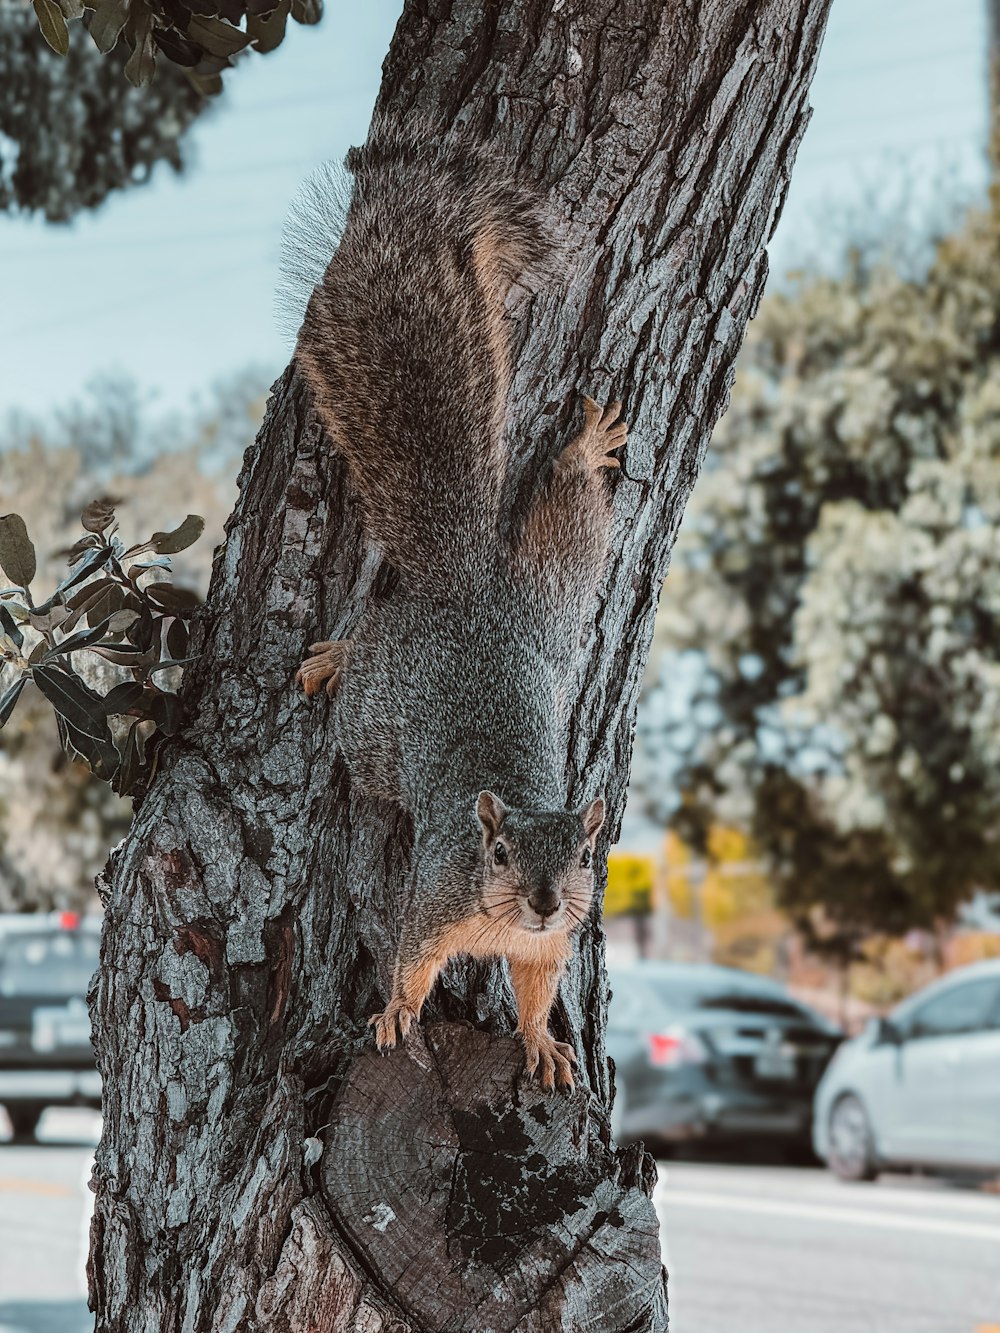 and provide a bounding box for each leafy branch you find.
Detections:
[0,500,204,796]
[25,0,322,93]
